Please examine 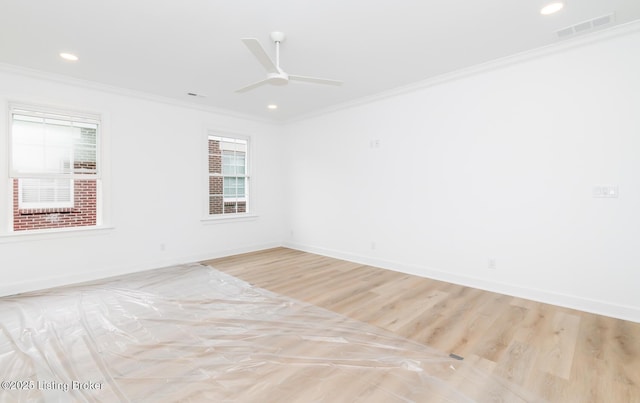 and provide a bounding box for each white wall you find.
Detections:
[0,70,287,295]
[284,28,640,322]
